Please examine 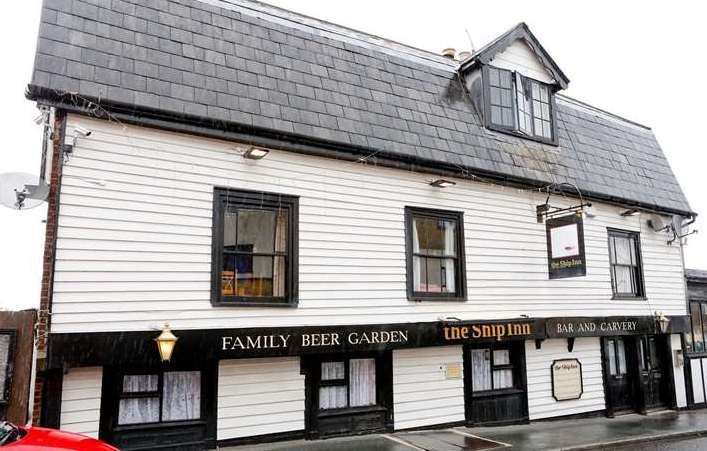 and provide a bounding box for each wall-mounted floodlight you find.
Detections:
[620,209,639,217]
[429,179,456,188]
[242,147,270,160]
